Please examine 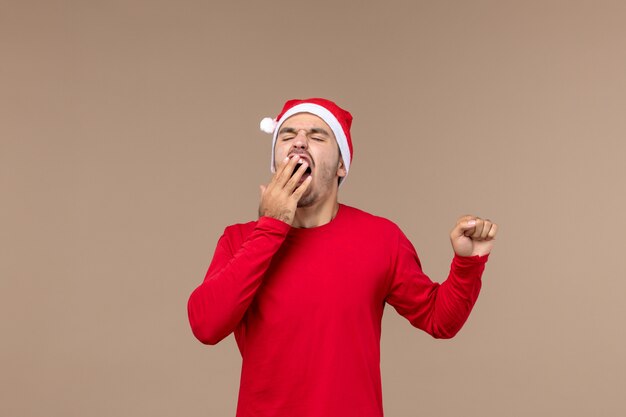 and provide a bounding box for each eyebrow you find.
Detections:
[278,127,331,137]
